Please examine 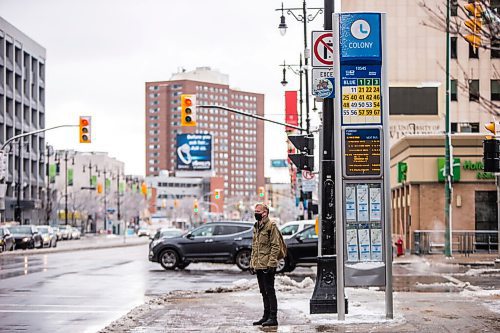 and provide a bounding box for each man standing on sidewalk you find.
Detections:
[249,203,280,327]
